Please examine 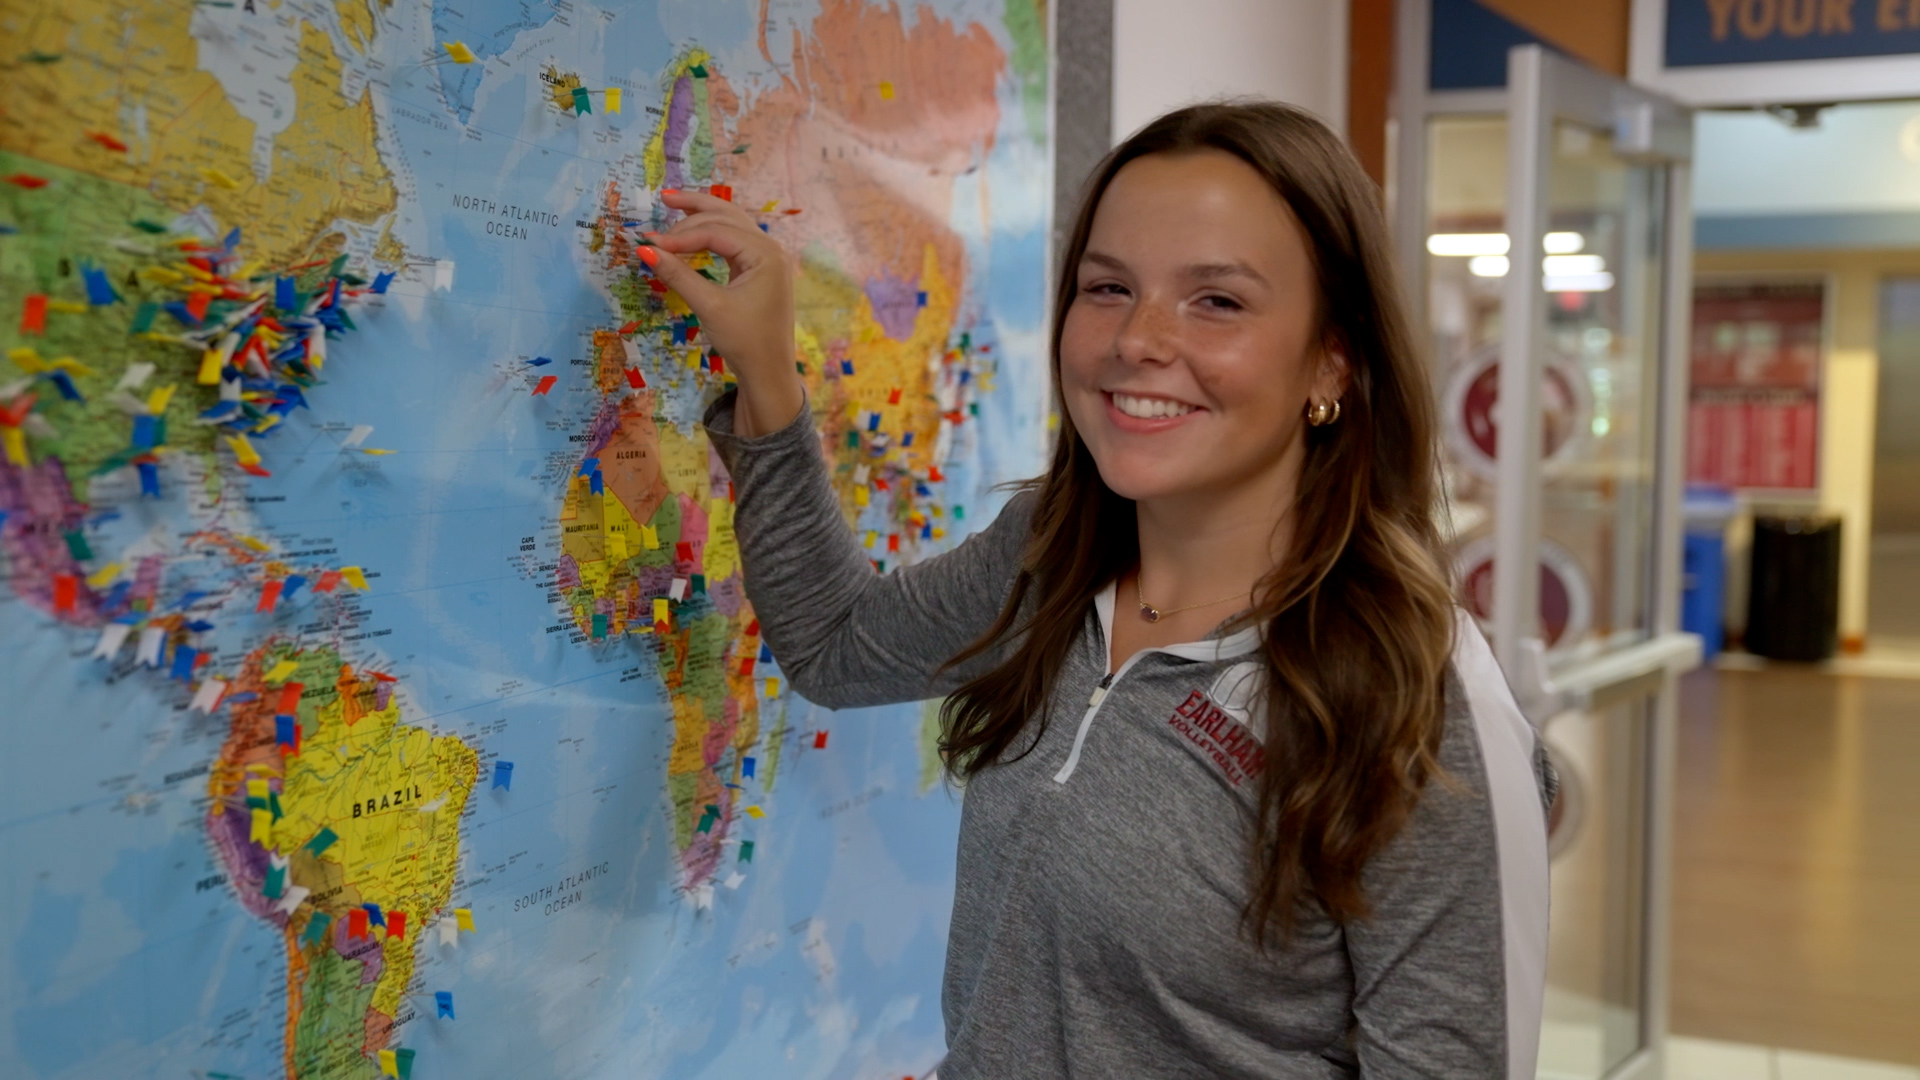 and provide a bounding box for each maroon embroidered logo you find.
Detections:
[1168,690,1266,786]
